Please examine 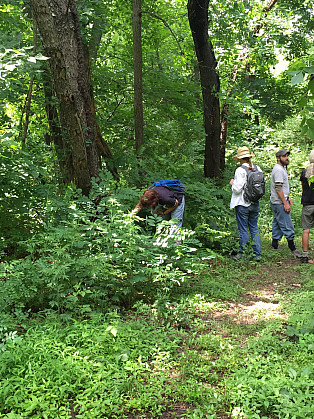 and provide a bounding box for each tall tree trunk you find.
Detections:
[132,0,144,151]
[30,0,104,195]
[42,66,74,183]
[187,0,221,178]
